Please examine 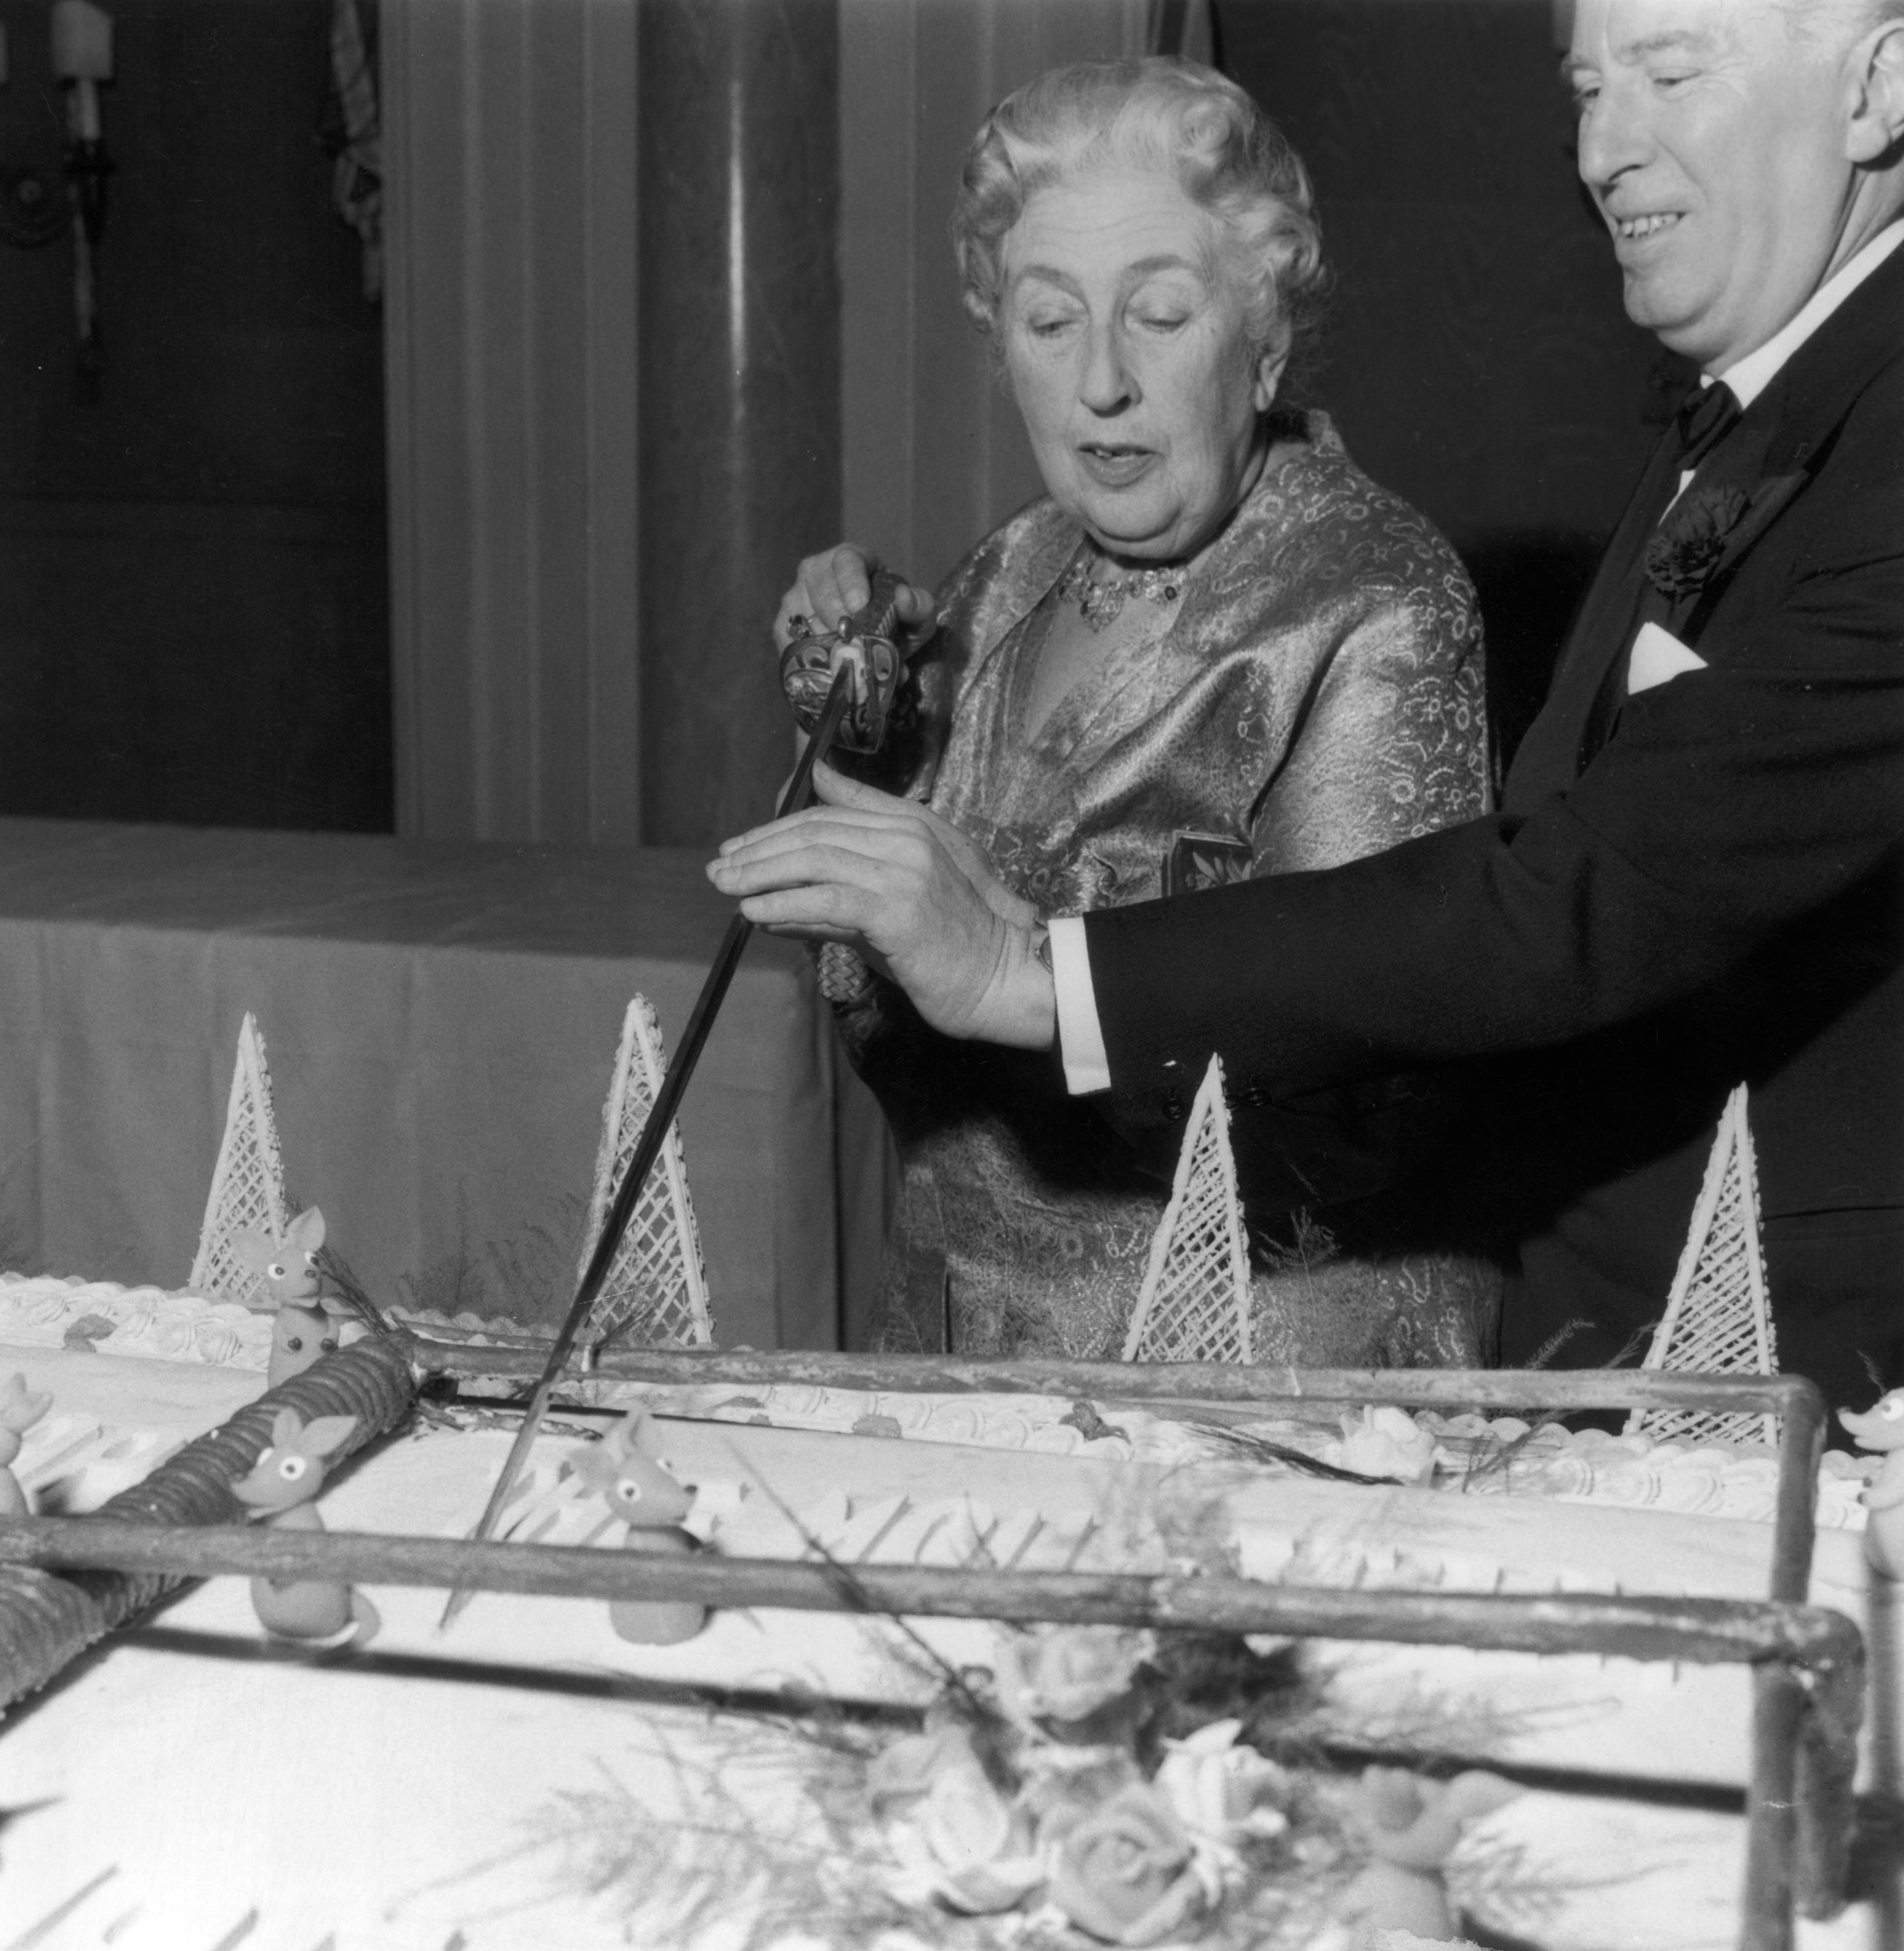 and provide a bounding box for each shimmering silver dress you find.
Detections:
[831,417,1500,1363]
